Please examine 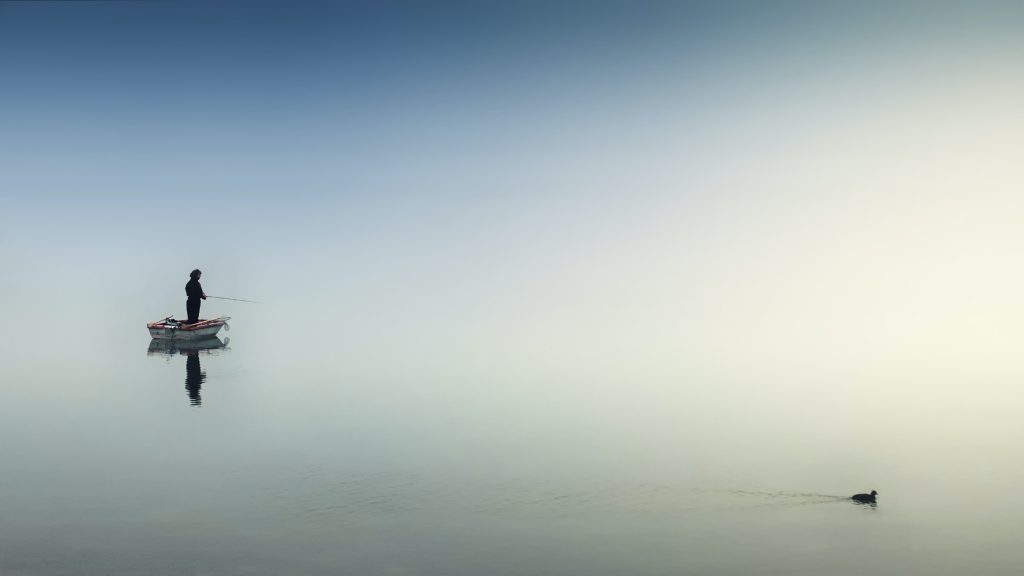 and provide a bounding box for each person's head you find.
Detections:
[190,269,202,279]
